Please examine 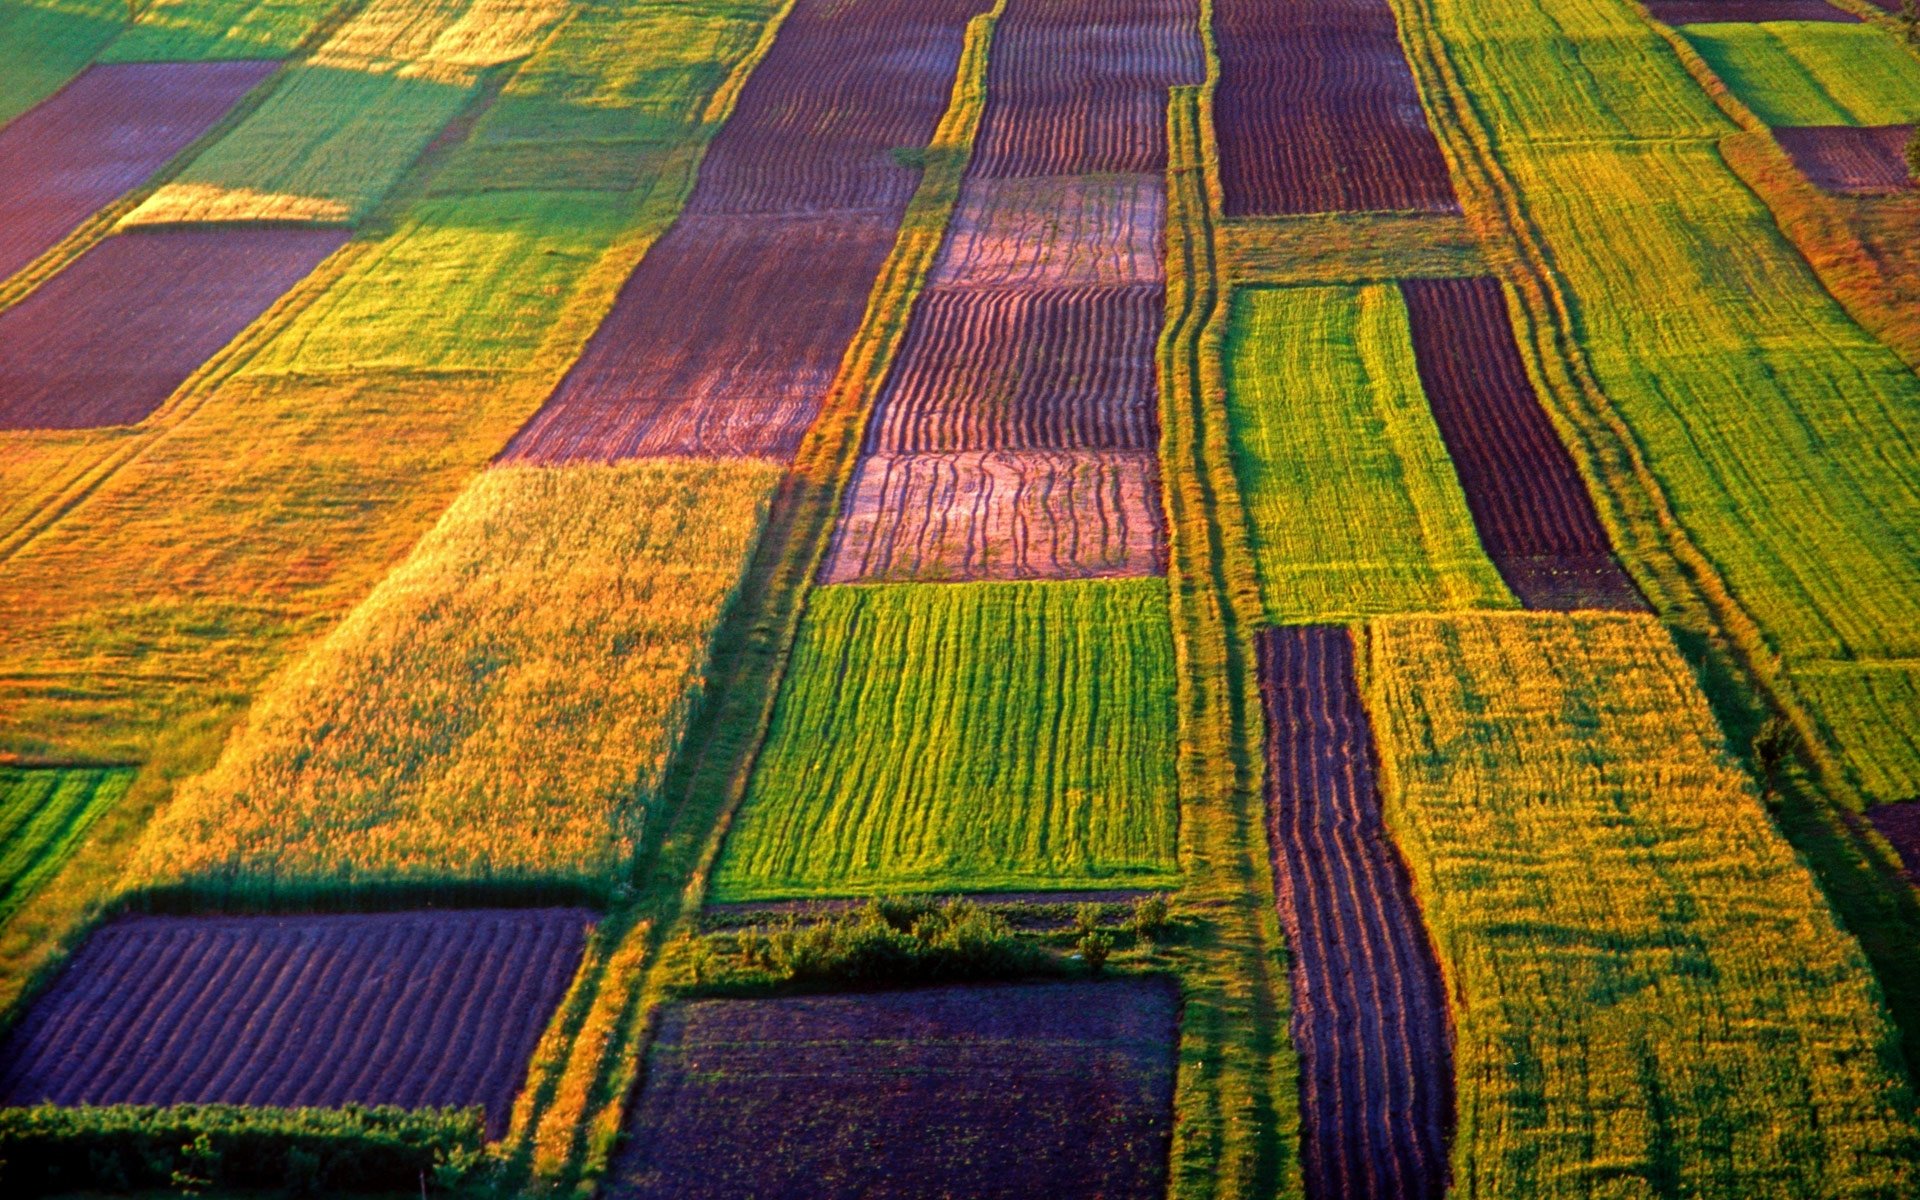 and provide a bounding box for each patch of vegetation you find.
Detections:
[0,0,124,126]
[99,0,337,62]
[0,767,135,925]
[1681,21,1920,127]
